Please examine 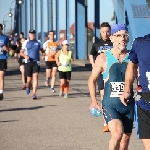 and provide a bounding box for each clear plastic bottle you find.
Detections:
[90,108,102,117]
